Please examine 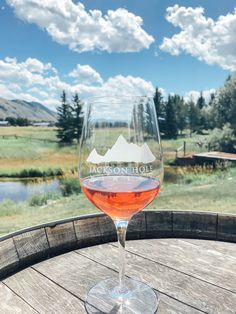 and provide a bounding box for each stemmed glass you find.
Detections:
[79,96,164,313]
